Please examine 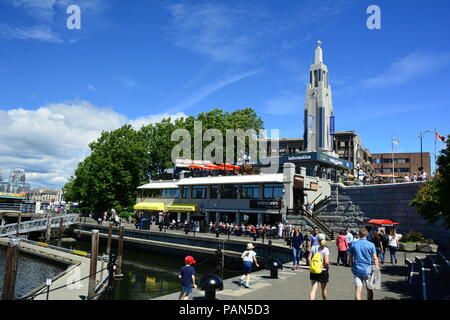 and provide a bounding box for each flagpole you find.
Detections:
[392,135,395,183]
[434,128,437,174]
